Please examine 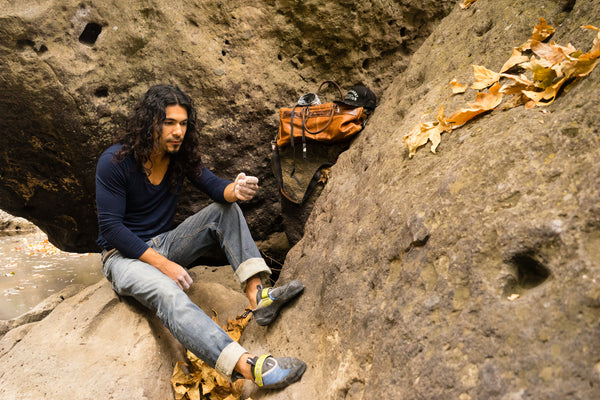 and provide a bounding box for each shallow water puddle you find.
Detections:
[0,231,102,320]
